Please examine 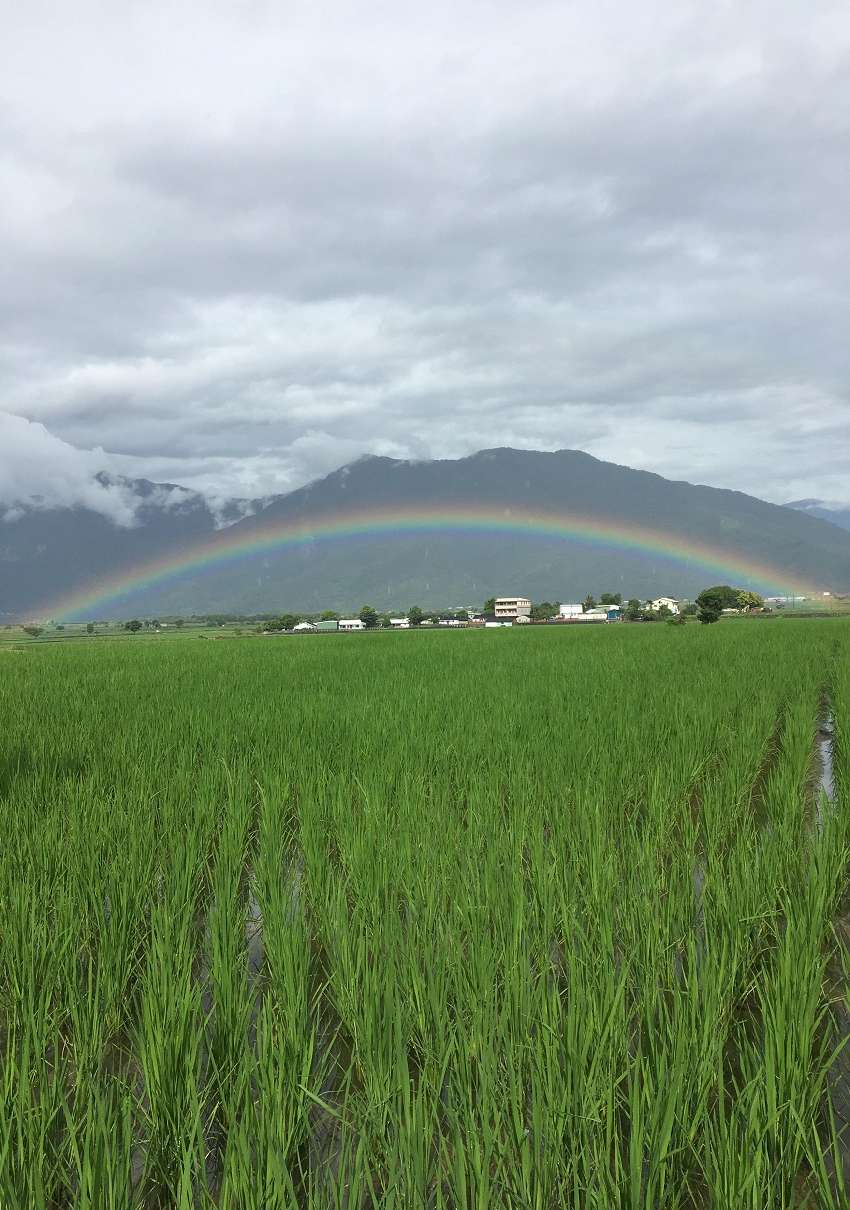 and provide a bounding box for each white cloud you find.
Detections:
[0,412,141,523]
[0,0,848,508]
[0,412,221,524]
